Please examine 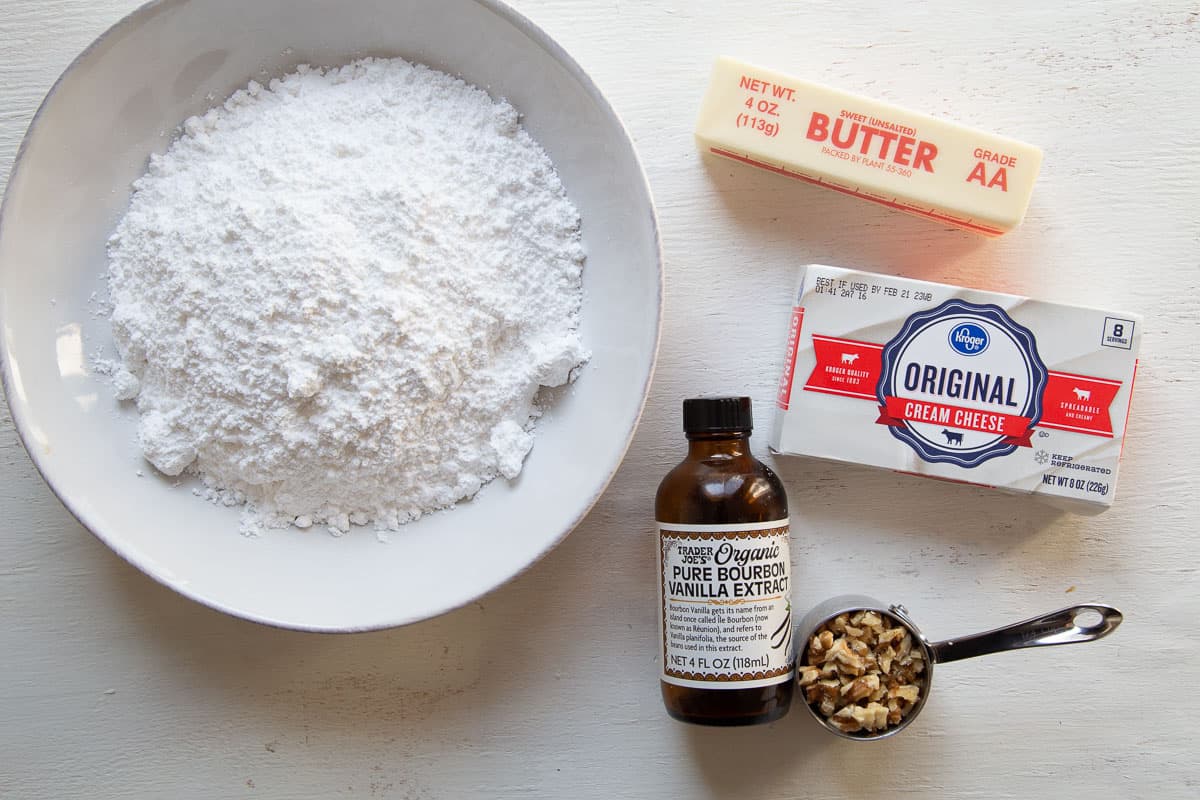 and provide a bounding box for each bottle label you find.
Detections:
[657,519,794,689]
